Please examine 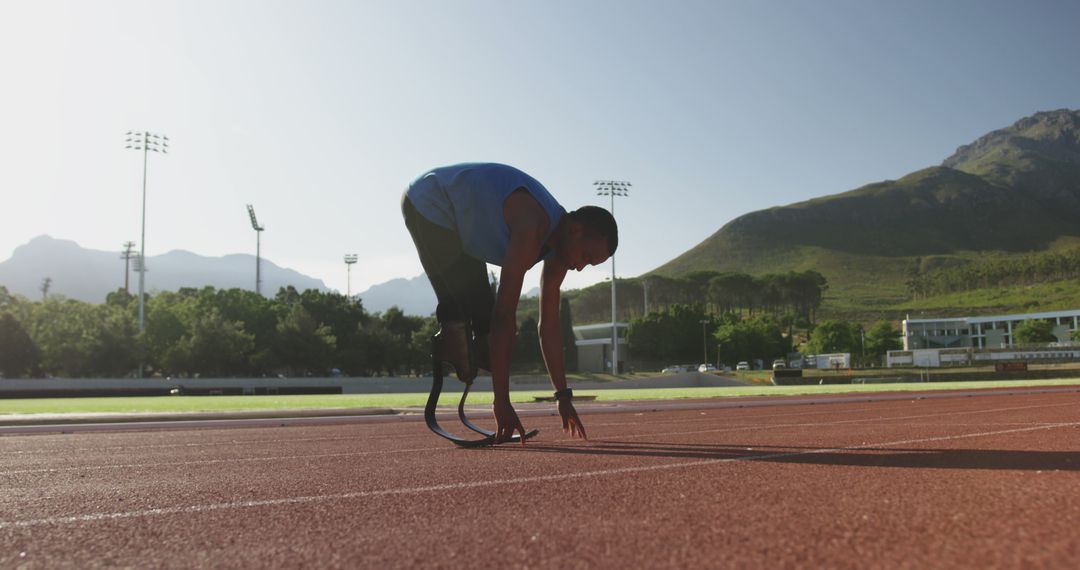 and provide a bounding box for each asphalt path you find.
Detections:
[2,388,1079,568]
